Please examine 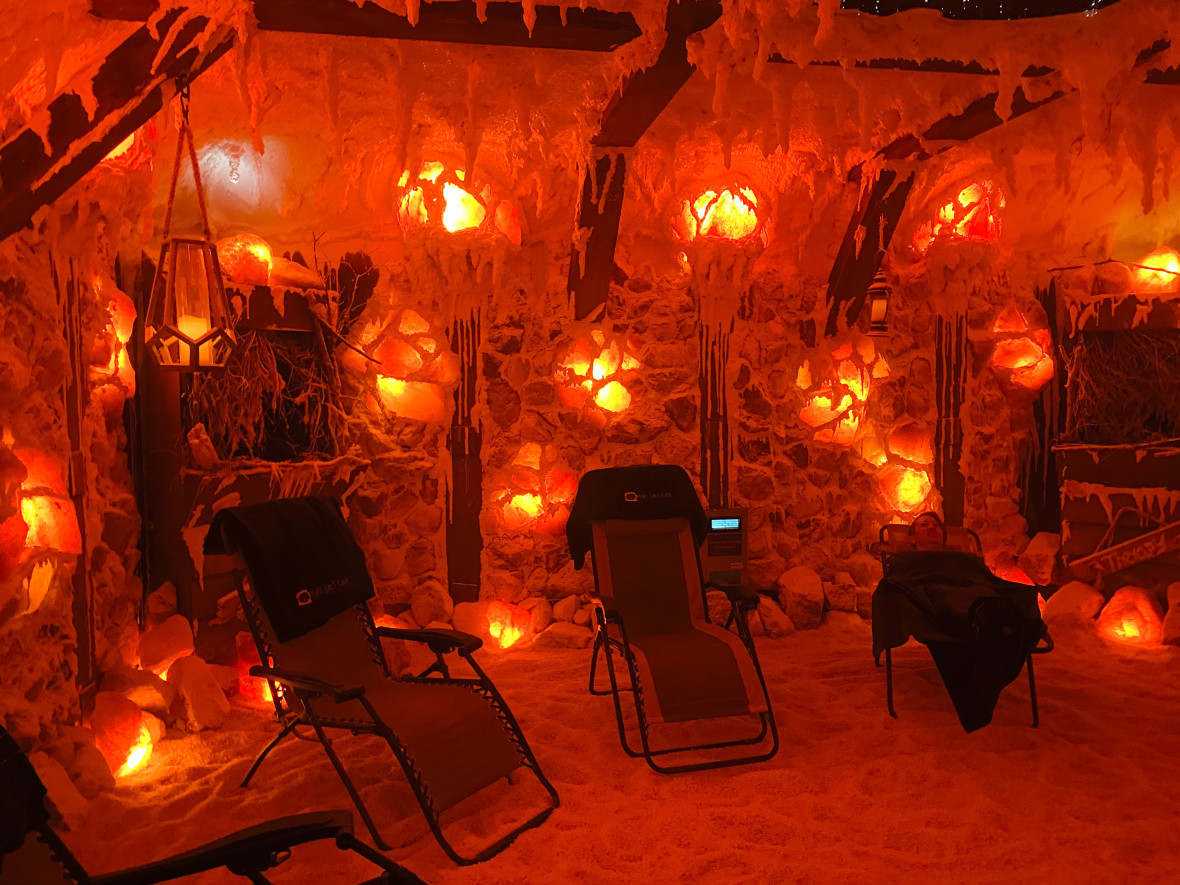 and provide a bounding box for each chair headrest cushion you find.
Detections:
[205,496,374,642]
